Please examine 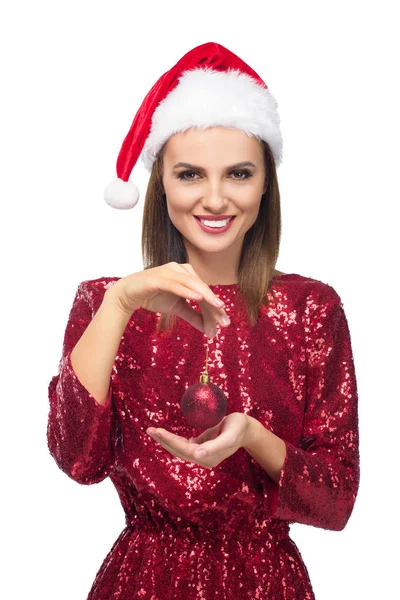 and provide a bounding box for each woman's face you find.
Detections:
[161,126,267,260]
